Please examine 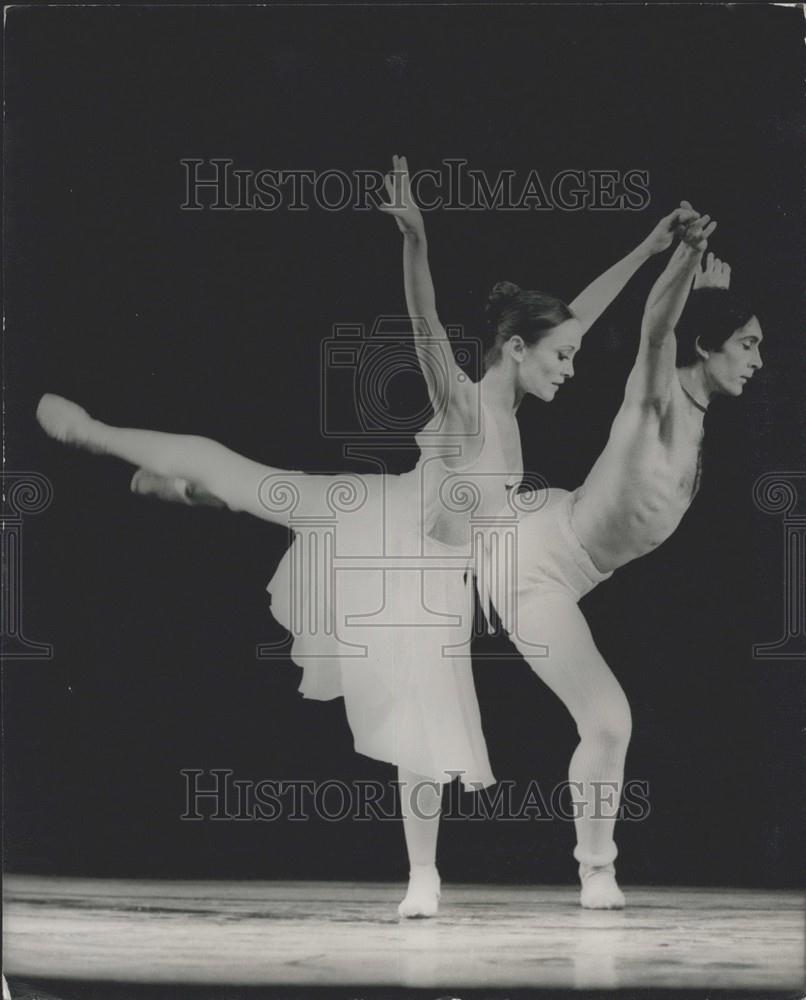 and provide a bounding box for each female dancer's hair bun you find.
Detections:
[487,281,521,308]
[481,281,574,369]
[485,282,521,331]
